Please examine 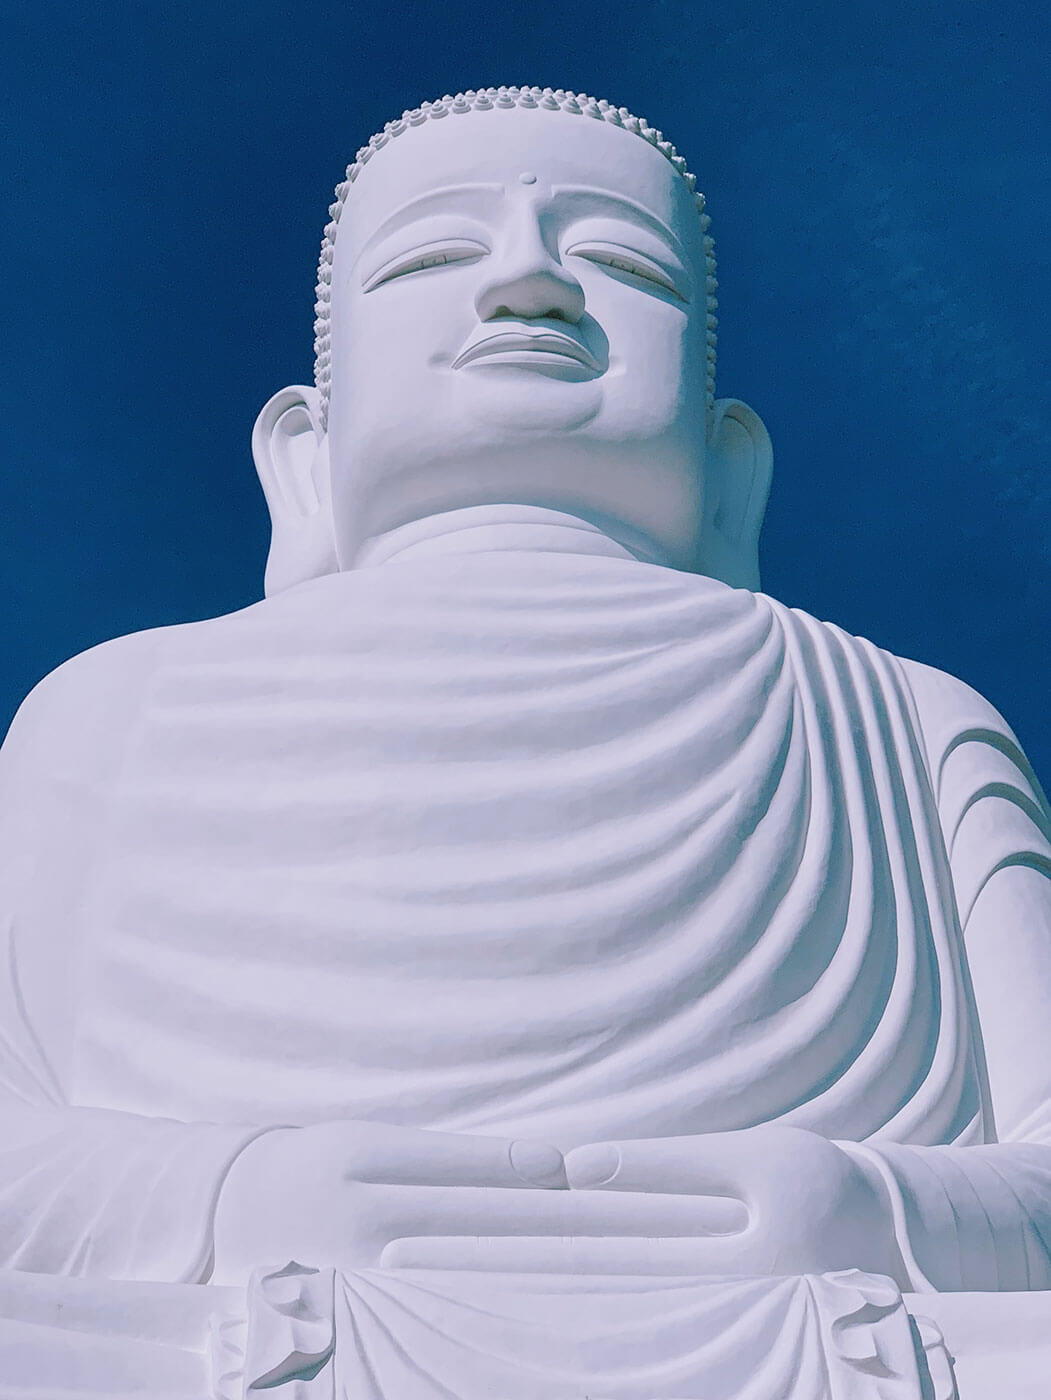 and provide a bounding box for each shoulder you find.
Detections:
[9,629,155,726]
[0,609,245,784]
[896,656,1049,874]
[4,627,170,776]
[766,600,1026,778]
[1,580,335,773]
[896,657,1023,775]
